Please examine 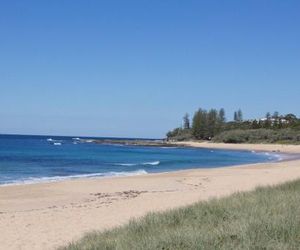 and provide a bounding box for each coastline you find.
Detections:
[172,141,300,154]
[0,140,283,187]
[1,142,300,250]
[171,141,300,162]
